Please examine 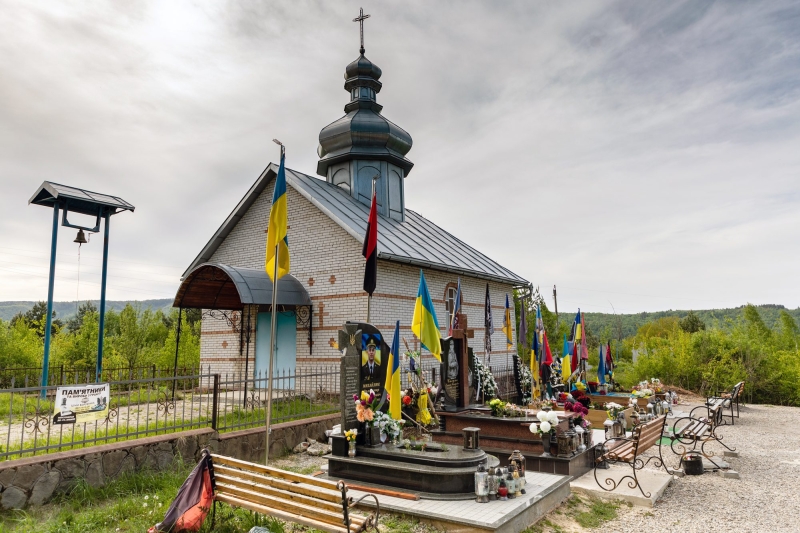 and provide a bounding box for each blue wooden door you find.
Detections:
[255,311,296,387]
